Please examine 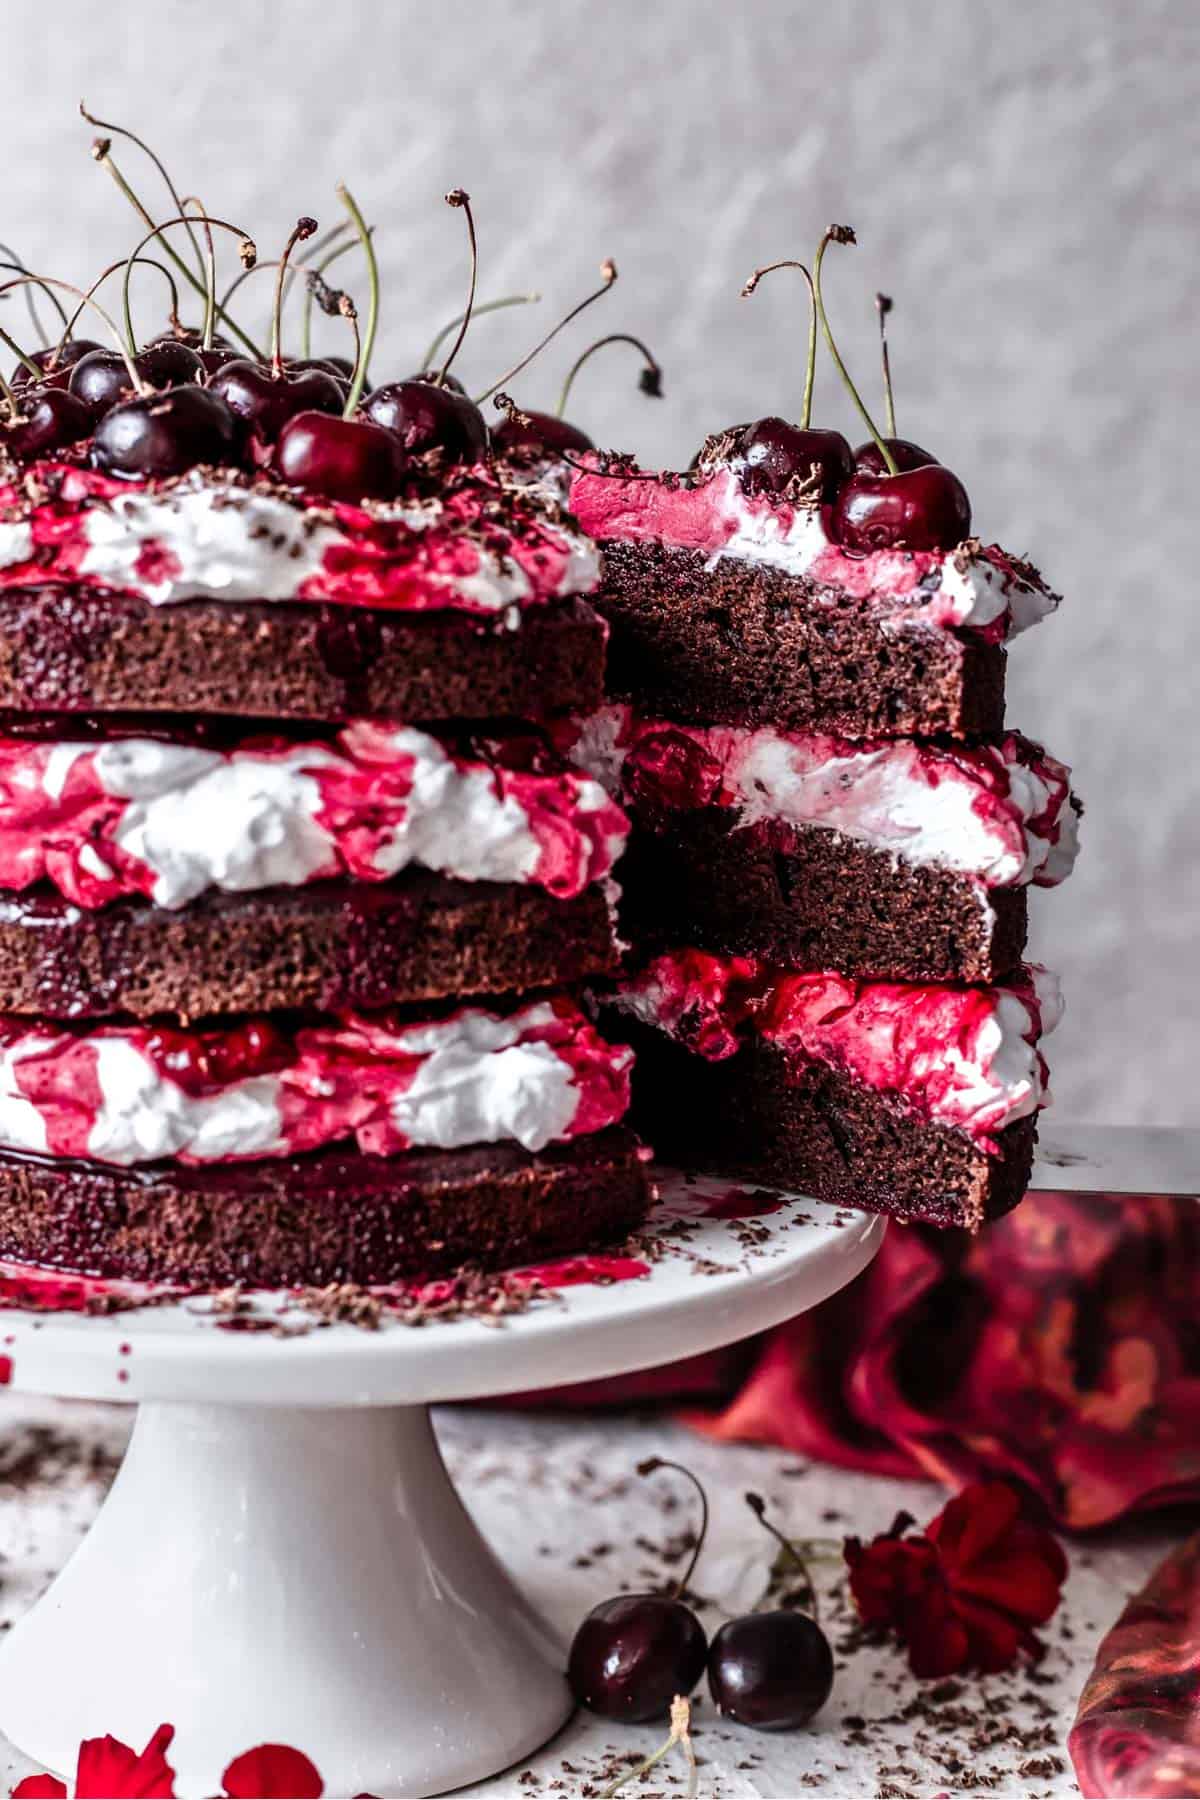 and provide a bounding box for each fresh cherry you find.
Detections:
[403,368,467,395]
[707,1612,834,1730]
[362,378,487,463]
[91,385,241,480]
[196,345,243,379]
[276,411,402,503]
[731,417,853,503]
[833,464,971,552]
[70,341,203,419]
[567,1594,708,1722]
[853,437,939,474]
[209,358,344,443]
[493,409,594,456]
[12,338,104,391]
[136,339,204,390]
[3,388,94,459]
